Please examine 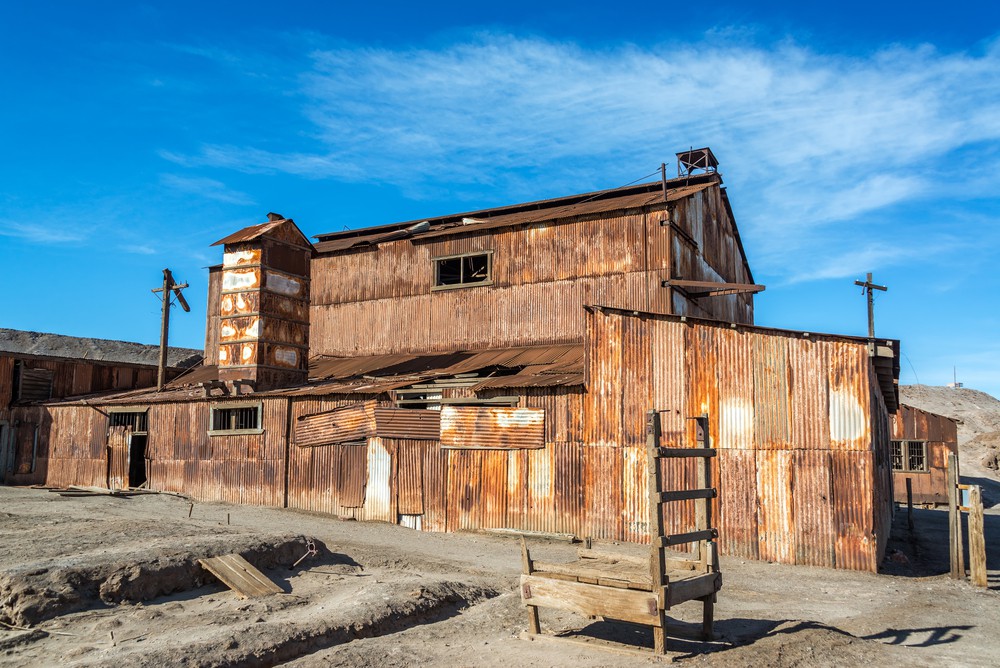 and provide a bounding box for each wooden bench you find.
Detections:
[520,411,722,655]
